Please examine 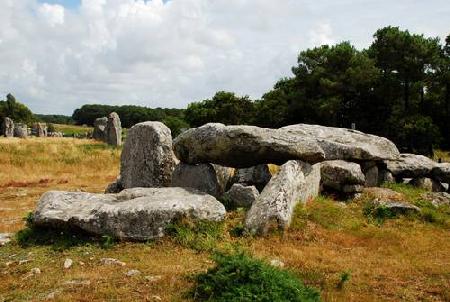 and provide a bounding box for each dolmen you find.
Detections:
[32,121,448,240]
